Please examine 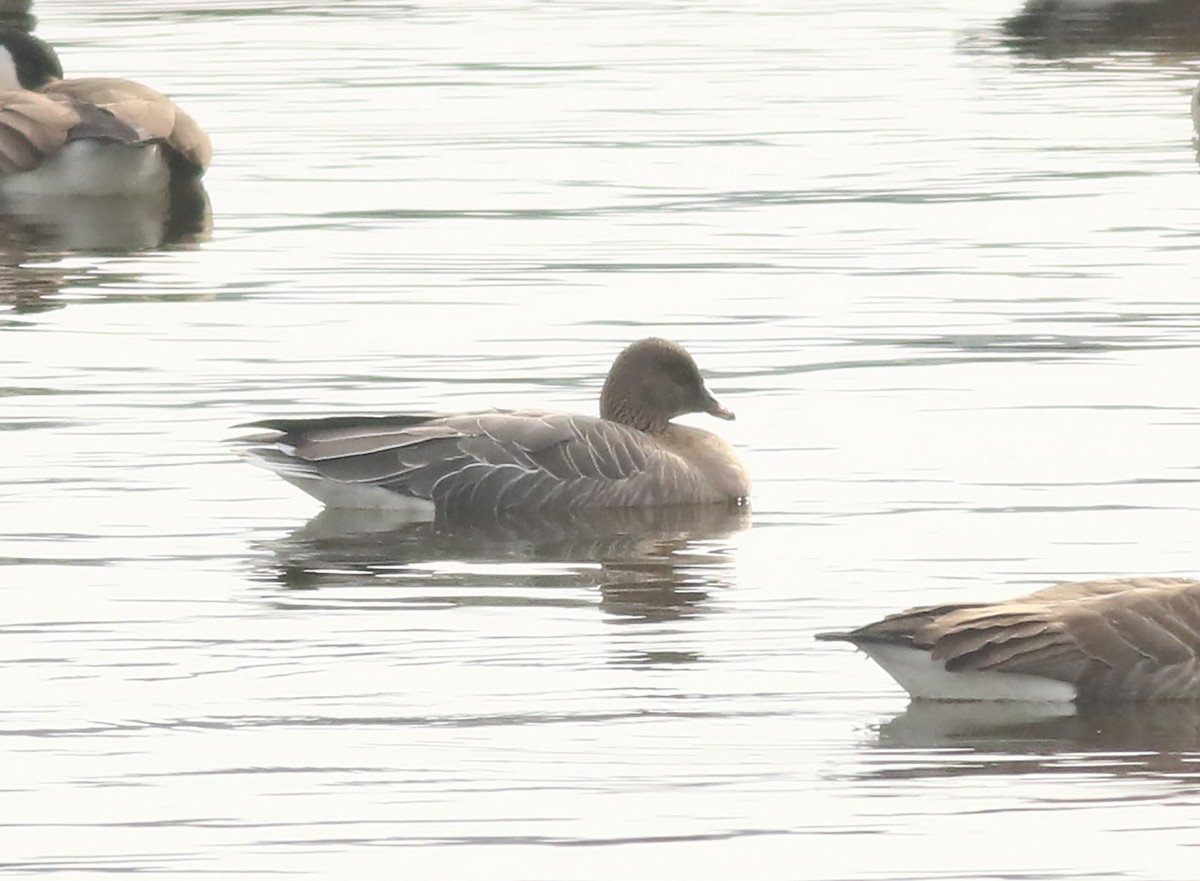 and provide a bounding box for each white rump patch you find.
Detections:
[278,474,436,515]
[239,438,436,514]
[0,47,19,90]
[858,643,1077,703]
